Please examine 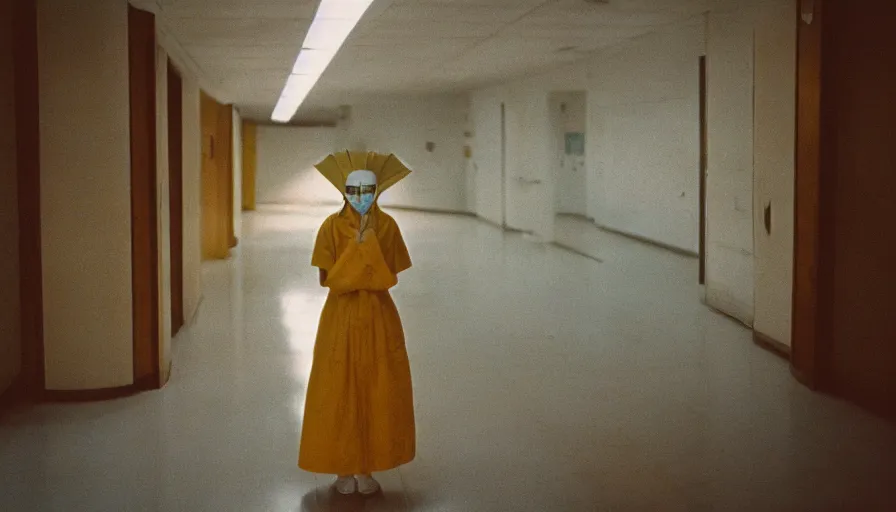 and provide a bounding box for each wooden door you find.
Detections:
[200,91,230,260]
[792,0,896,419]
